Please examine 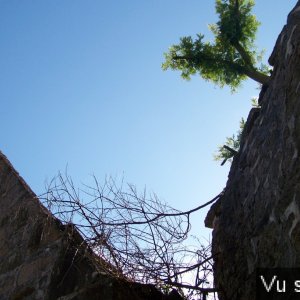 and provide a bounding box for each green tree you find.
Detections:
[214,118,245,165]
[214,97,259,165]
[162,0,270,91]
